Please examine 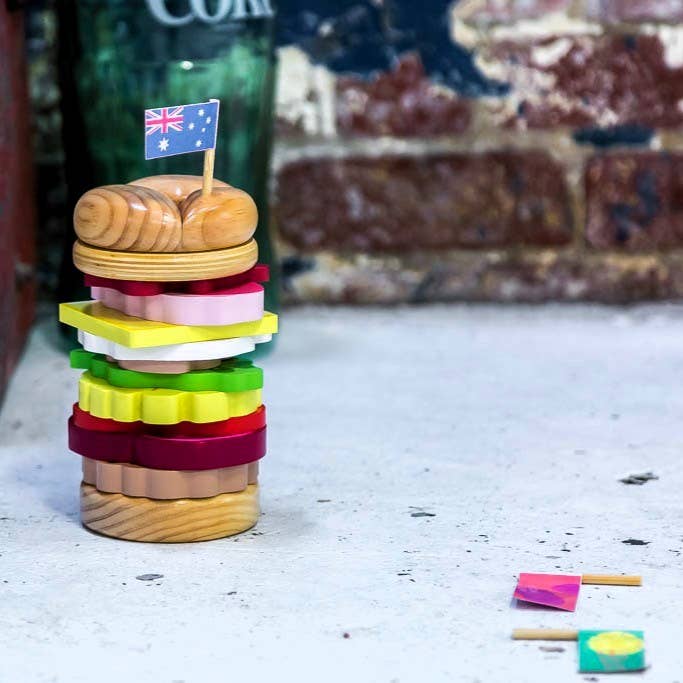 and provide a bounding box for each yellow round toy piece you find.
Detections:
[80,483,259,542]
[78,372,262,425]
